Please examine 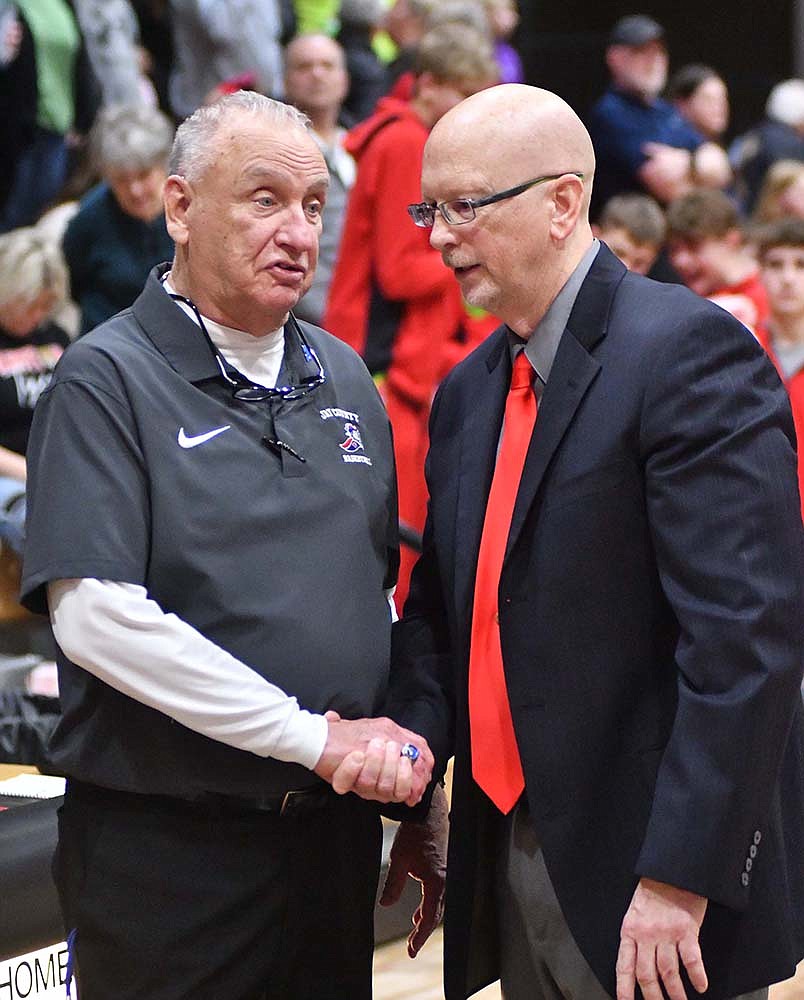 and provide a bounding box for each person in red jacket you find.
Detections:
[757,218,804,518]
[325,22,497,606]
